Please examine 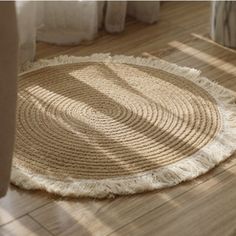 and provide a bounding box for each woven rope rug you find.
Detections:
[12,54,236,198]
